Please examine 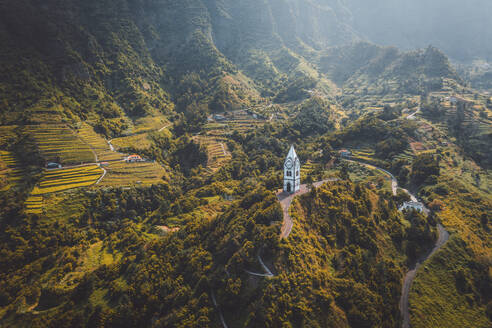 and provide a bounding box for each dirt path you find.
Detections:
[400,224,450,328]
